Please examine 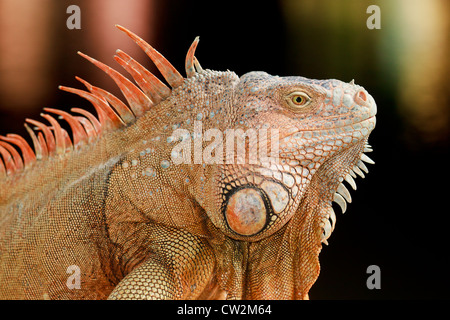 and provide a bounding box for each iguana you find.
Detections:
[0,25,376,300]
